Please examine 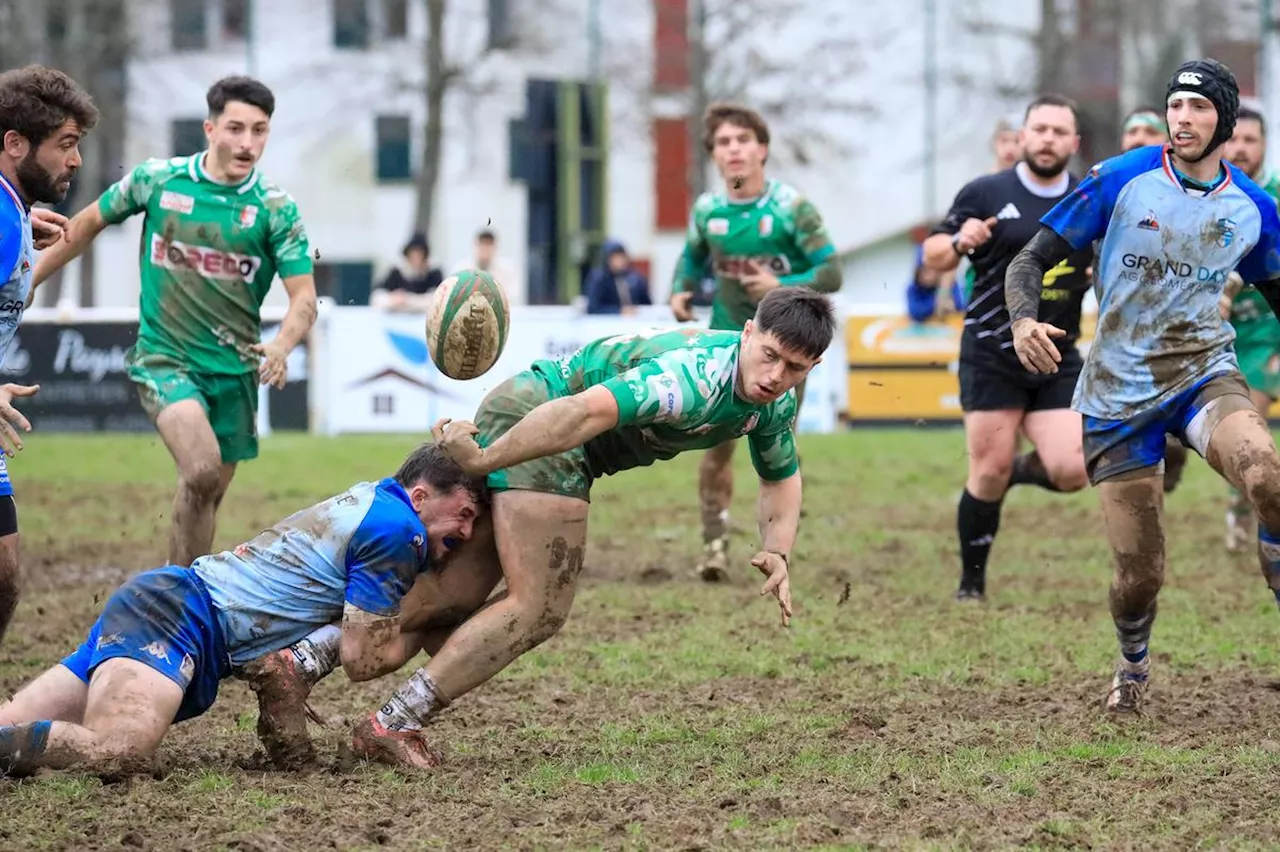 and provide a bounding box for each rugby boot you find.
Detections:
[1104,663,1148,714]
[696,535,730,583]
[351,712,441,770]
[236,648,320,767]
